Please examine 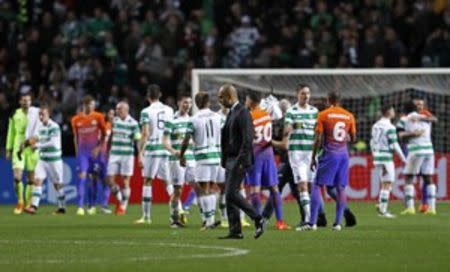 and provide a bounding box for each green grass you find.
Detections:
[0,202,449,272]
